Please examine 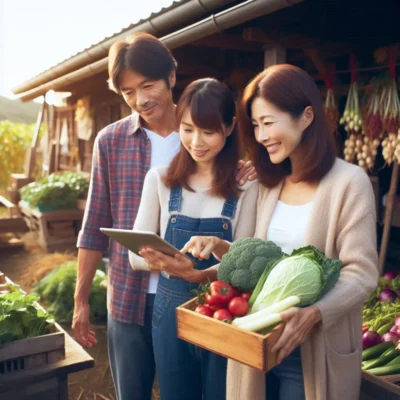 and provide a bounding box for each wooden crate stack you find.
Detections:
[0,273,66,377]
[18,201,84,252]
